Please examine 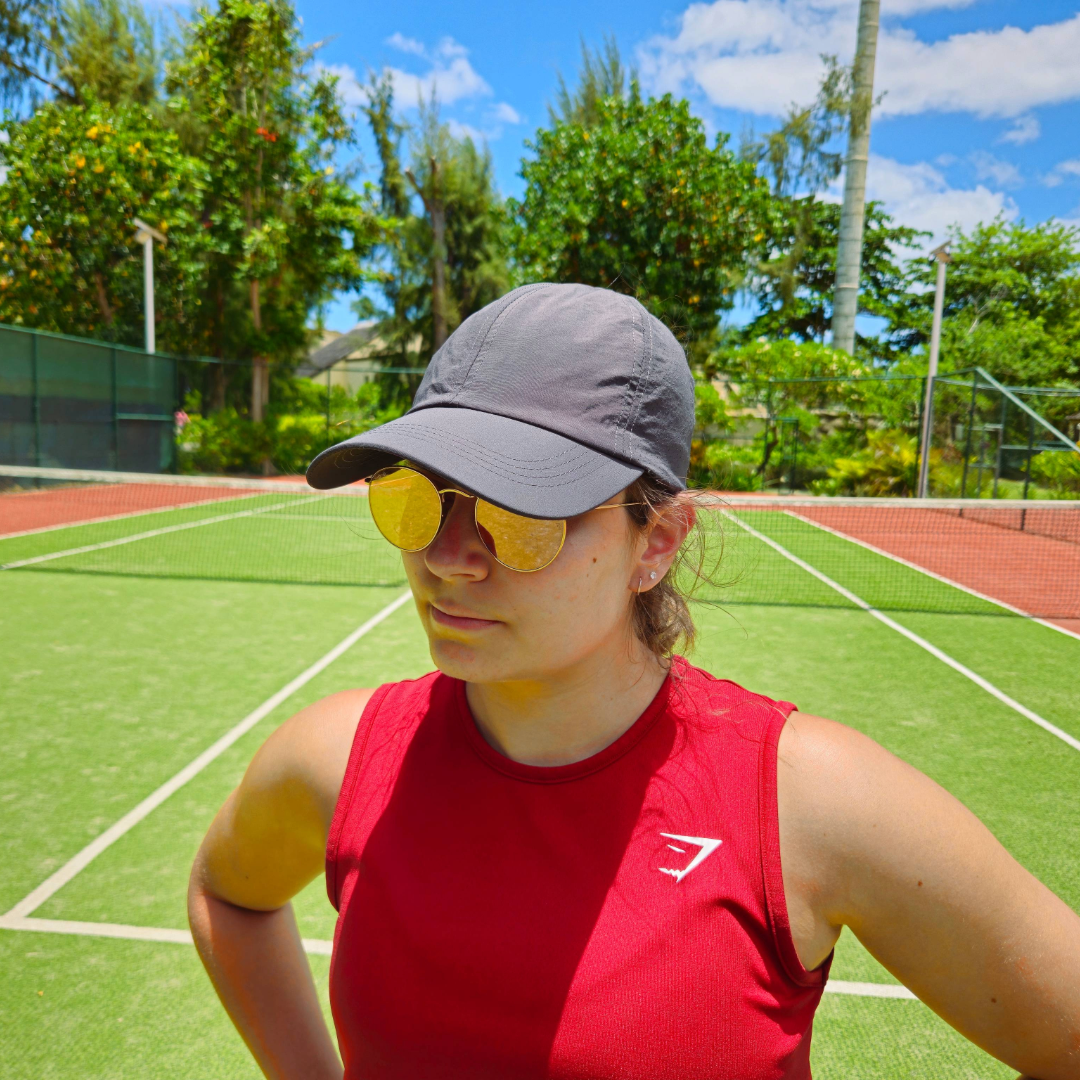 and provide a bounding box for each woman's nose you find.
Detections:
[424,494,491,581]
